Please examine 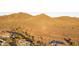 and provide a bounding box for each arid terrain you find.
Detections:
[0,12,79,46]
